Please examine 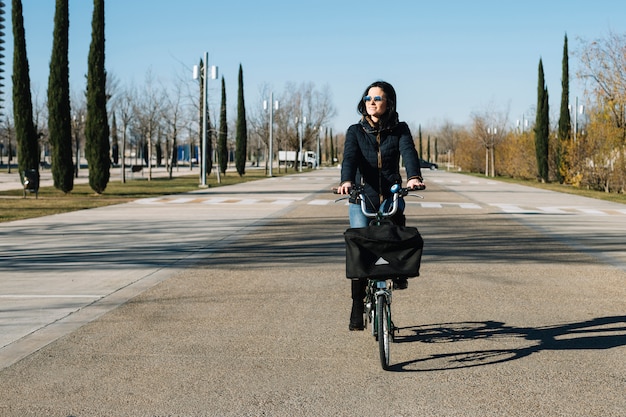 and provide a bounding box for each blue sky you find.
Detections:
[6,0,626,133]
